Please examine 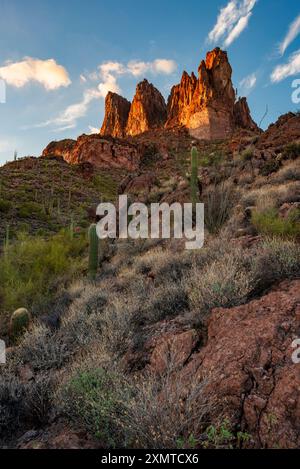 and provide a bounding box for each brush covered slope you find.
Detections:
[0,106,300,449]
